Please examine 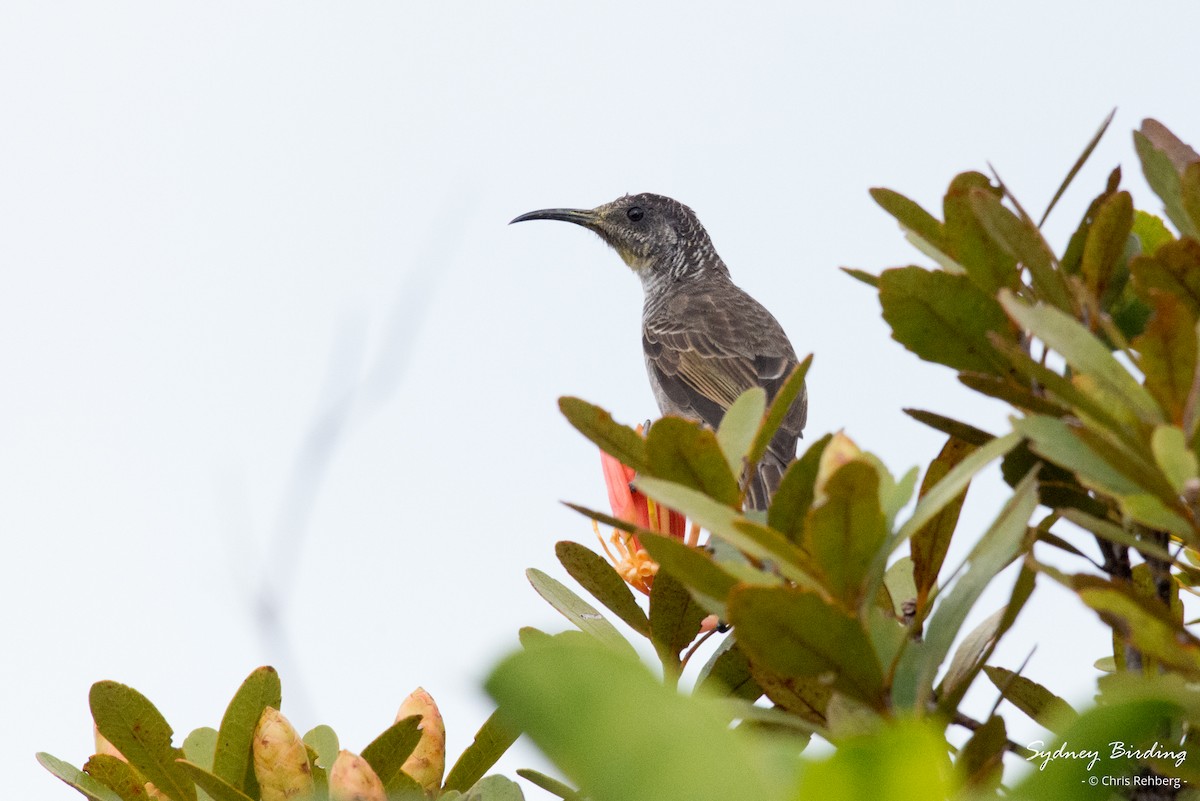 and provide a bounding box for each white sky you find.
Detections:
[5,2,1200,798]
